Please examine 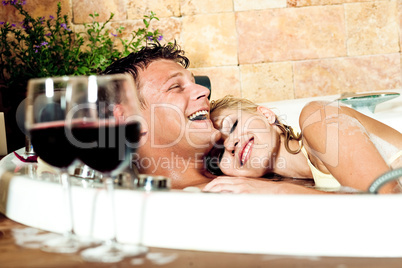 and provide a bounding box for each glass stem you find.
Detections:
[139,192,149,248]
[60,171,75,237]
[104,177,119,247]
